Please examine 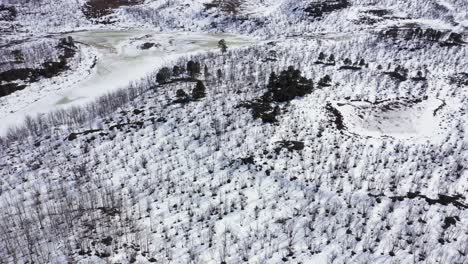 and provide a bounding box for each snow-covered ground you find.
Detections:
[333,97,451,140]
[0,0,467,263]
[0,30,254,135]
